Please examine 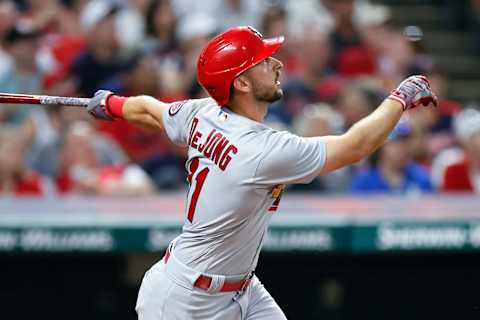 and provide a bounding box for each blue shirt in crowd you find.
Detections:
[349,162,434,194]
